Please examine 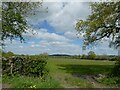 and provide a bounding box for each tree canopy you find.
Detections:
[1,2,42,45]
[88,51,96,60]
[76,2,120,49]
